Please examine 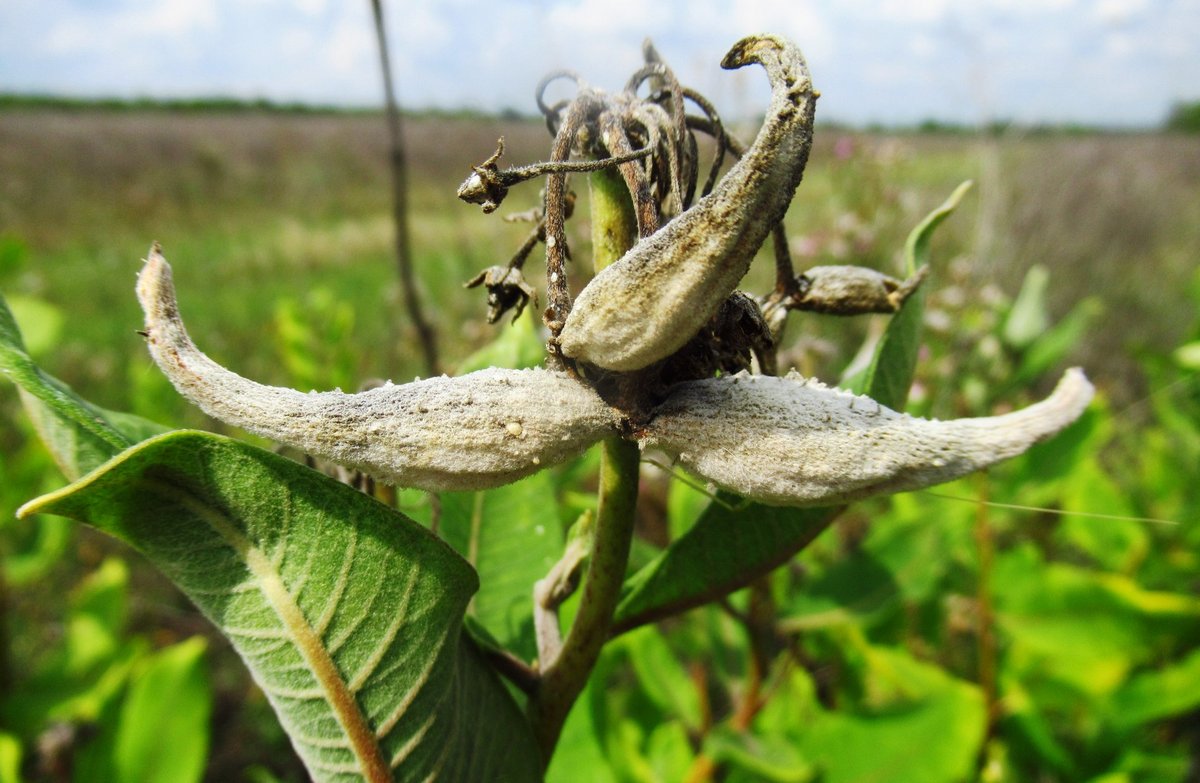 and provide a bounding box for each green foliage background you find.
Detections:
[1,109,1198,781]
